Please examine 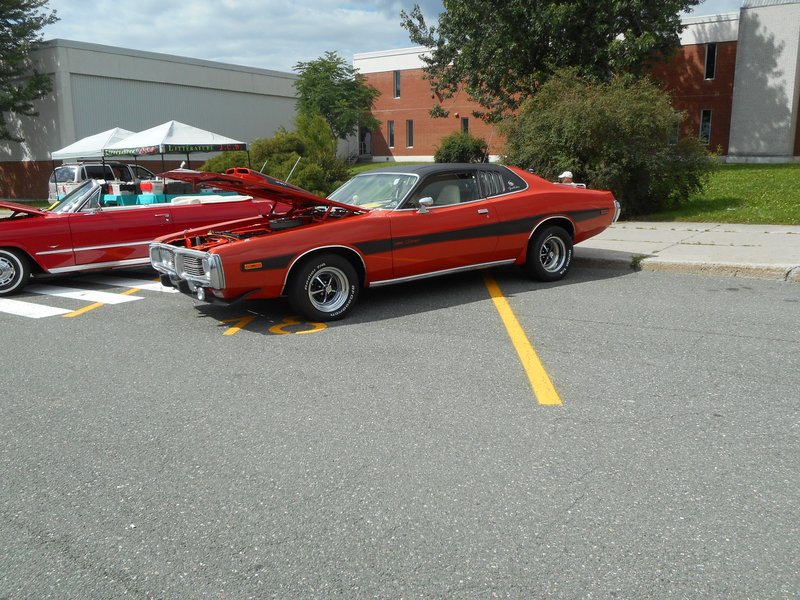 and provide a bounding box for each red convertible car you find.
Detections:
[150,164,620,321]
[0,178,274,295]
